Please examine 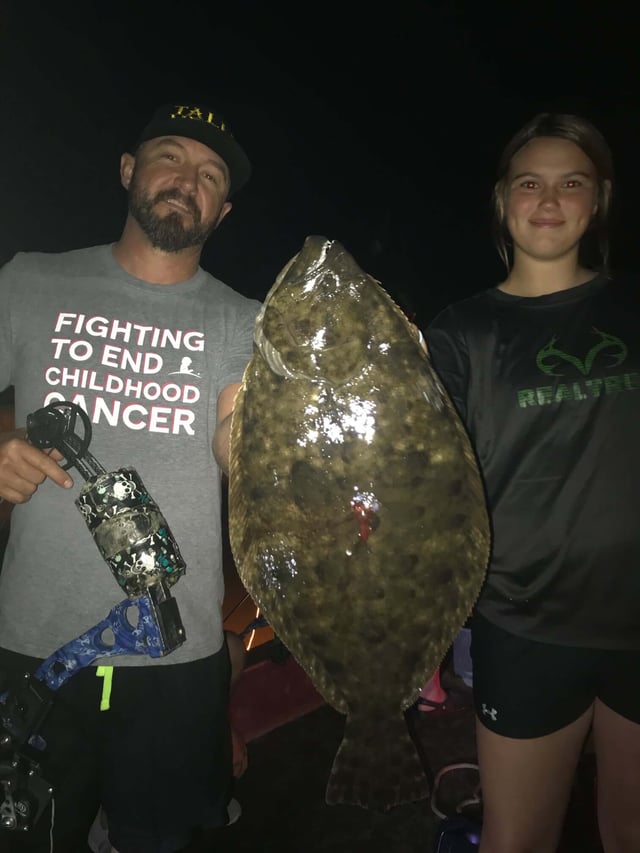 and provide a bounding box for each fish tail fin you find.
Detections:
[325,711,430,811]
